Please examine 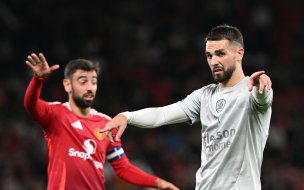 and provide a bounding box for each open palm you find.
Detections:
[25,53,59,77]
